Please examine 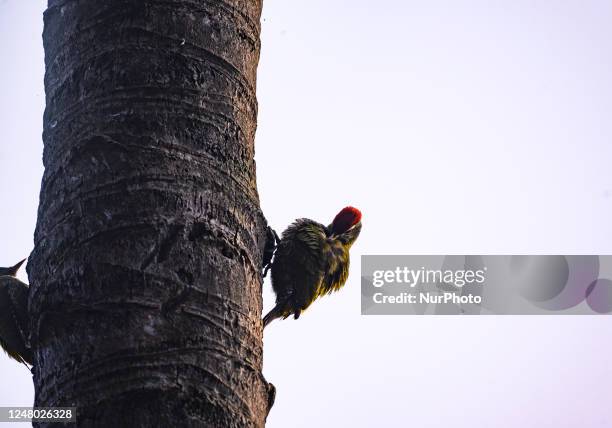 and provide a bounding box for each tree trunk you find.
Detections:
[28,0,271,426]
